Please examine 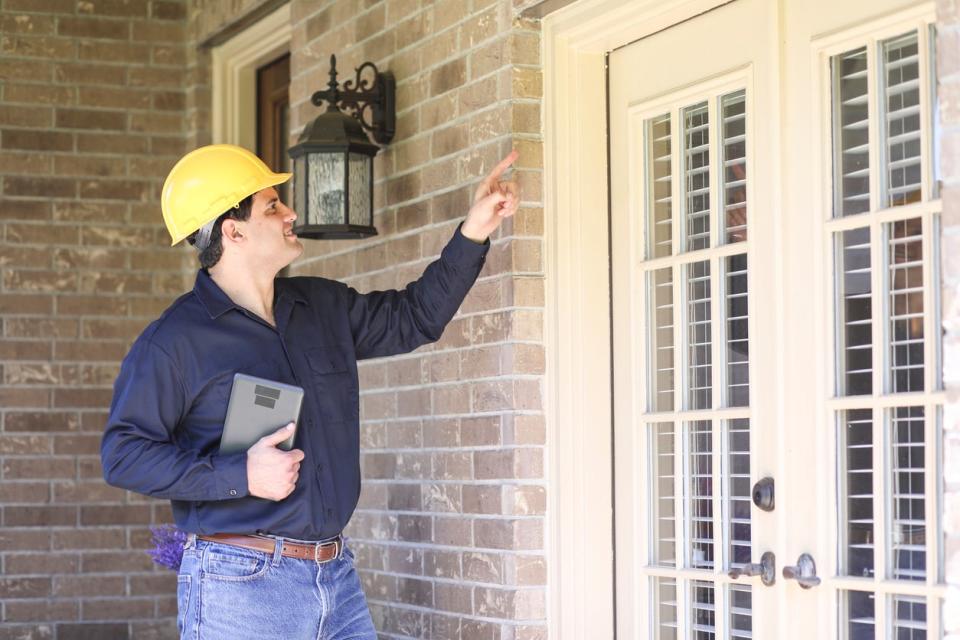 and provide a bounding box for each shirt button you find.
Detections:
[316,464,323,472]
[229,489,237,496]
